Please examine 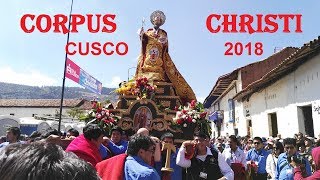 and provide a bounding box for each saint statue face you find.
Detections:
[153,16,162,27]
